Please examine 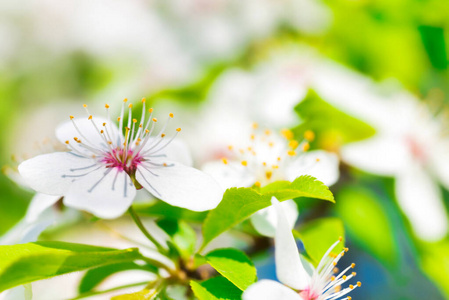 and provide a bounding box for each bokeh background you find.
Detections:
[1,0,449,299]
